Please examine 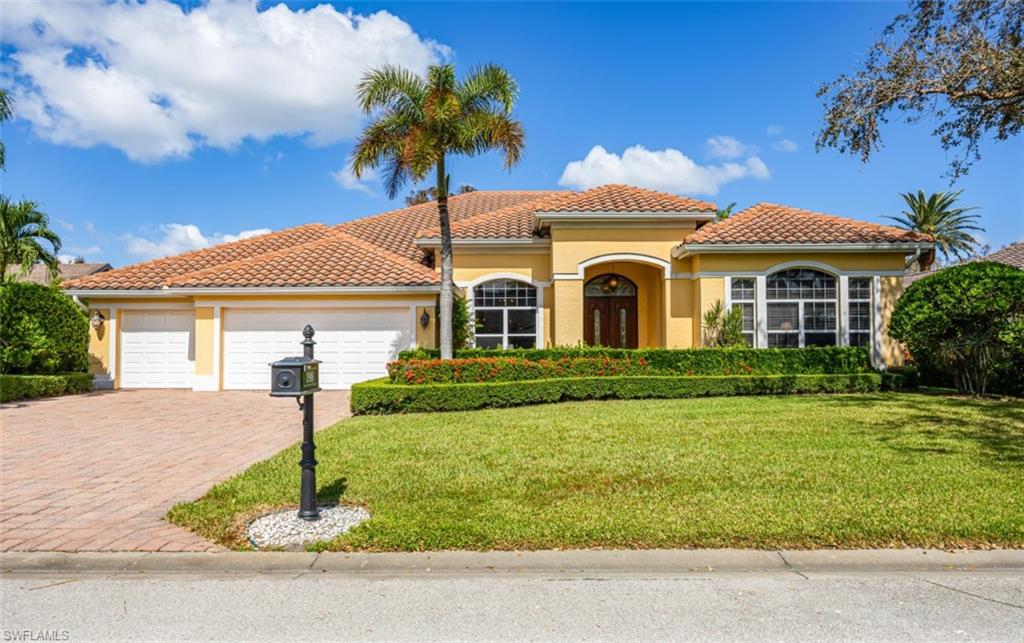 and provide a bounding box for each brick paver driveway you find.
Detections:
[0,390,350,552]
